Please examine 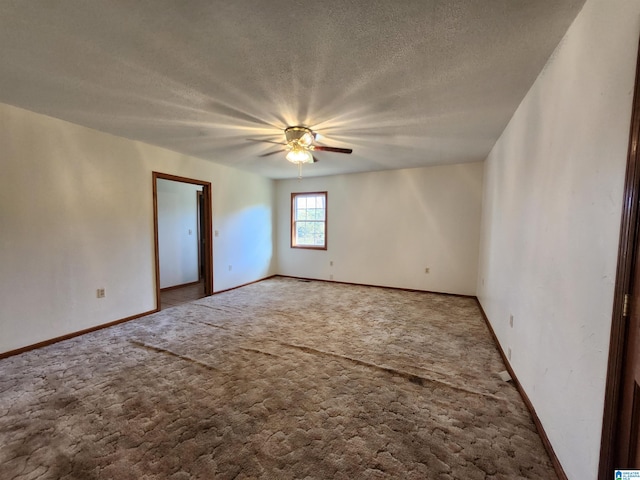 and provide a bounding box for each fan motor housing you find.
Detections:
[285,126,314,147]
